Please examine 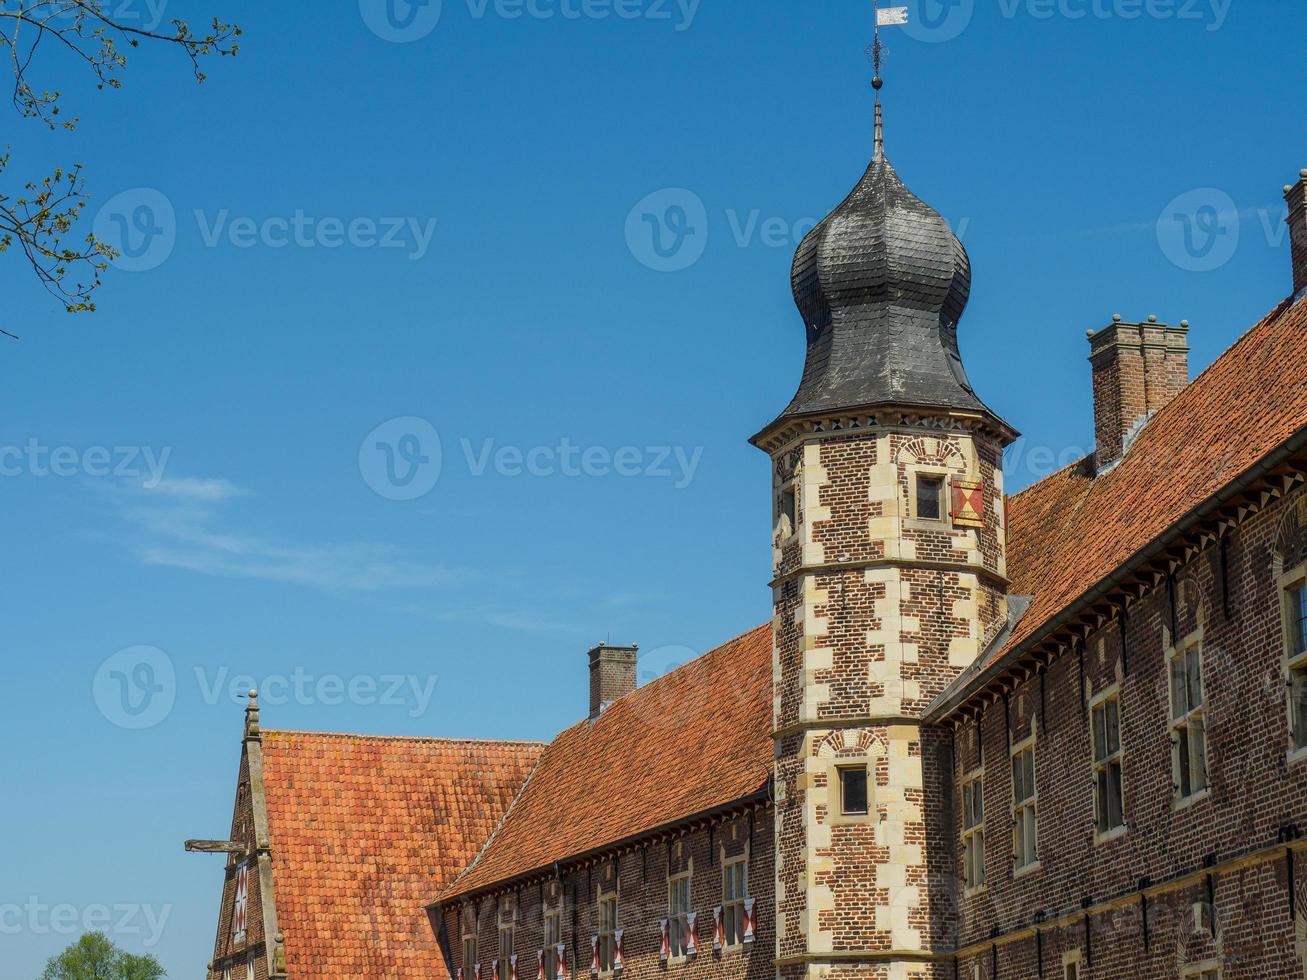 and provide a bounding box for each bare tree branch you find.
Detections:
[0,0,241,337]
